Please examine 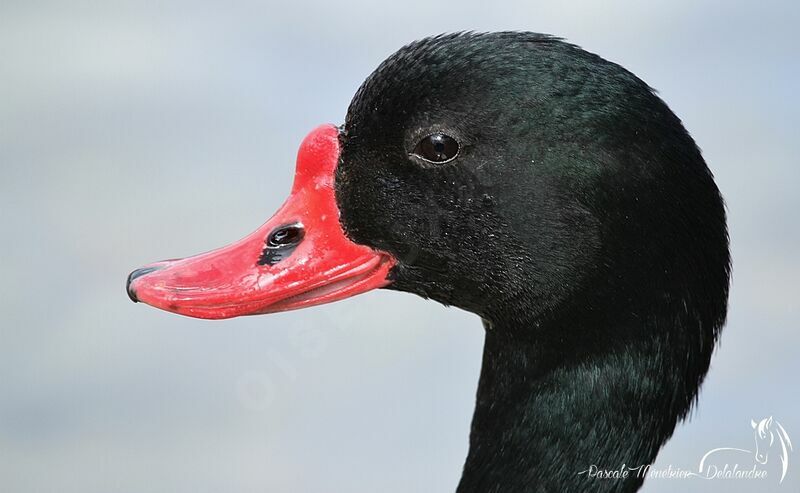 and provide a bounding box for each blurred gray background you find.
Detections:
[1,1,797,492]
